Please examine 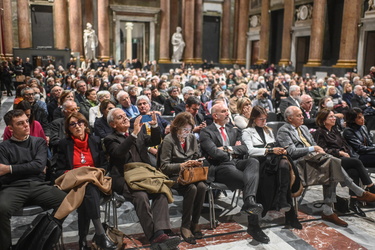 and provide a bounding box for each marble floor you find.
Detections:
[2,94,375,250]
